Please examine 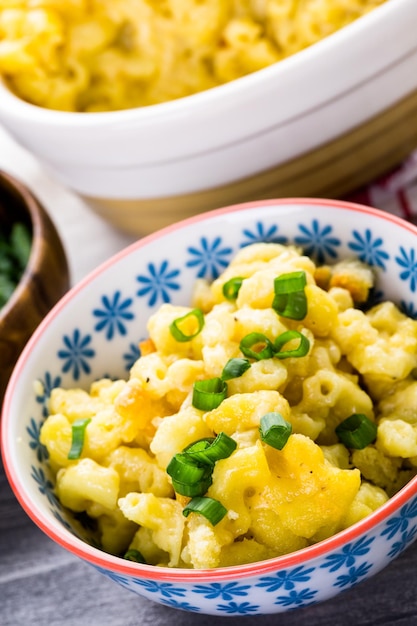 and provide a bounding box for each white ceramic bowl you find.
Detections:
[0,0,417,234]
[2,197,417,616]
